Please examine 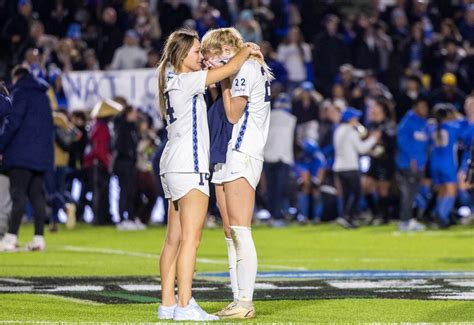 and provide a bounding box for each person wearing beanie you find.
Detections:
[333,107,380,228]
